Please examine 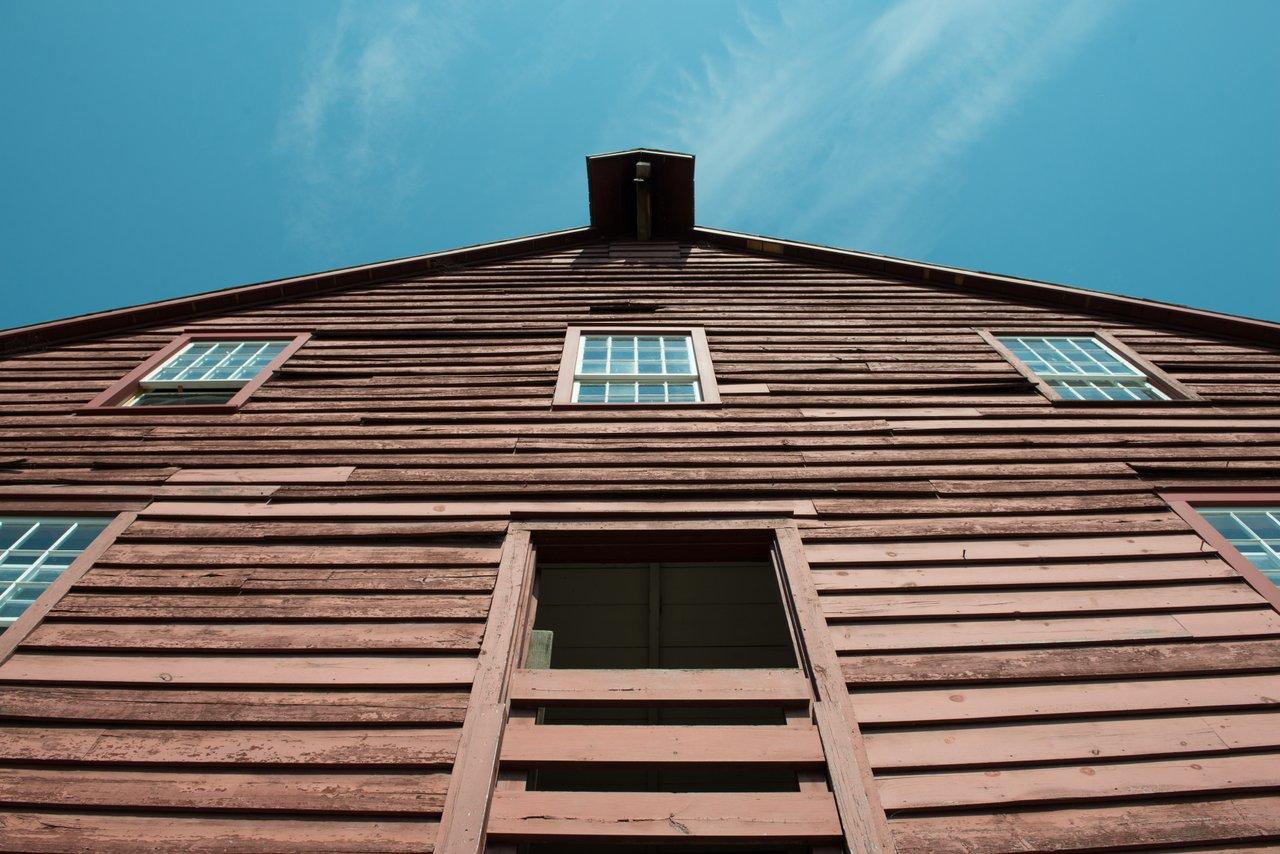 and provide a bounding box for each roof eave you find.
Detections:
[0,226,595,356]
[695,226,1280,348]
